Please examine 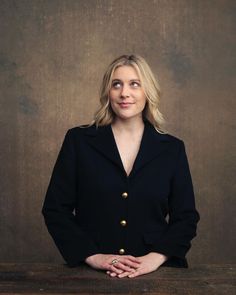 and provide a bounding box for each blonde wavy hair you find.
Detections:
[88,54,166,134]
